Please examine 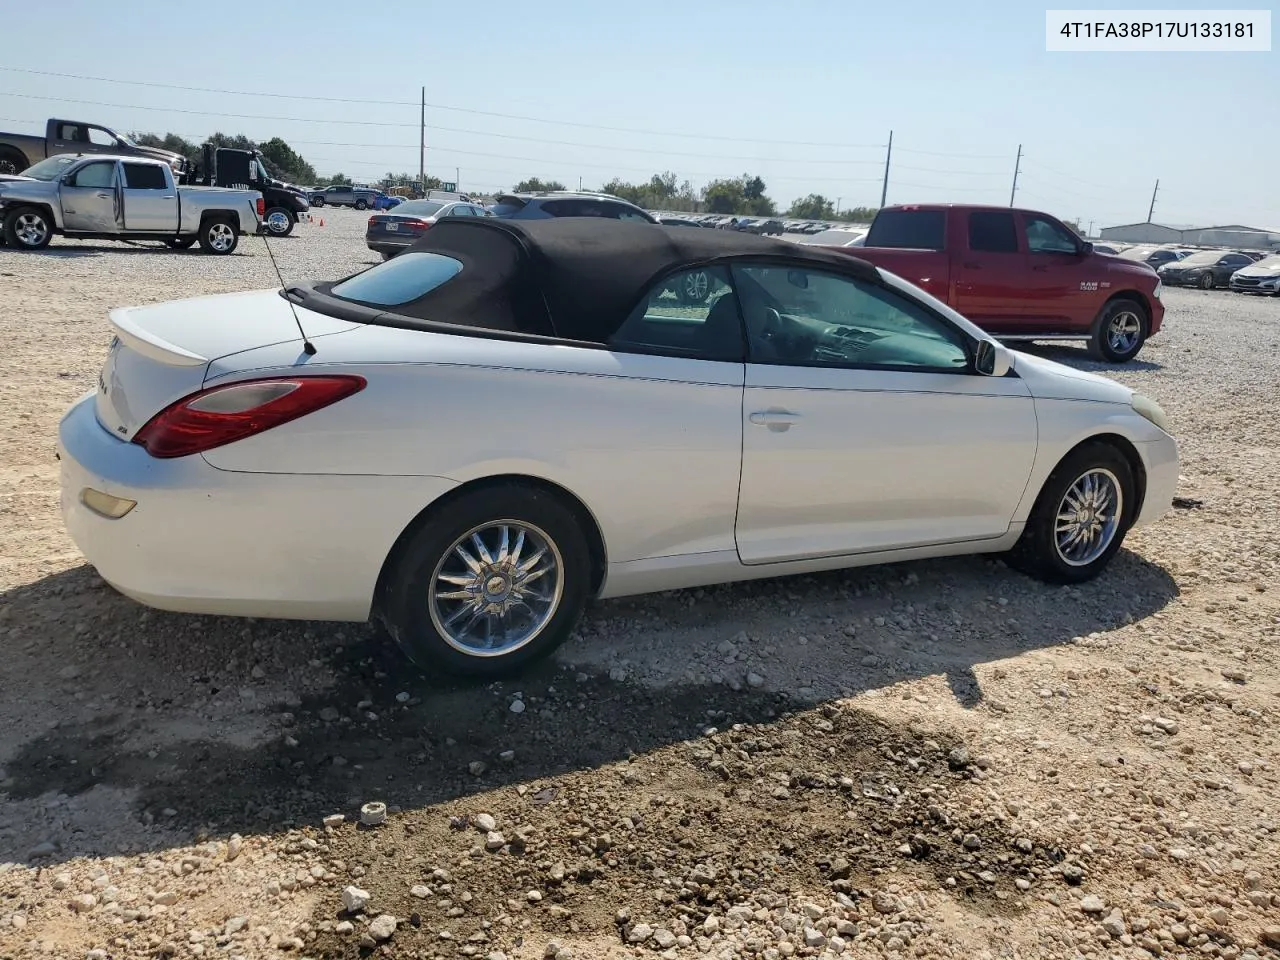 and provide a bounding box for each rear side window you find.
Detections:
[123,163,168,189]
[489,200,527,217]
[330,252,463,306]
[968,211,1018,253]
[865,209,946,251]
